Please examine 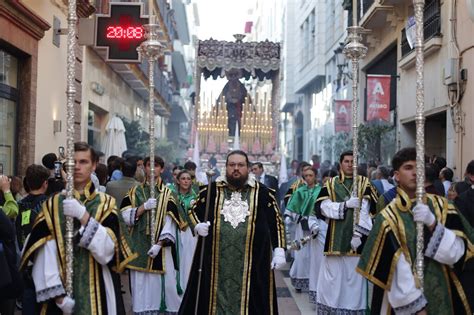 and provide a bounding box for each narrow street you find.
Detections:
[276,264,313,315]
[119,262,312,314]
